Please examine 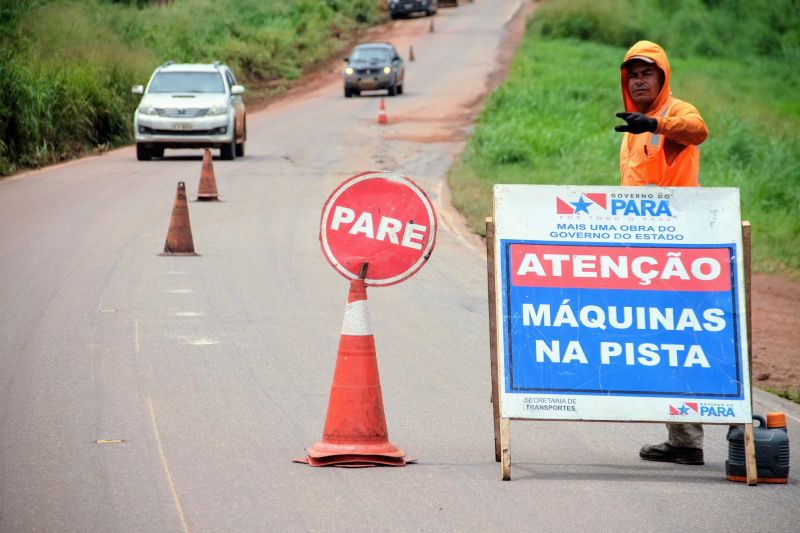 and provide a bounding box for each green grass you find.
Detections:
[763,387,800,405]
[0,0,383,175]
[449,0,800,275]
